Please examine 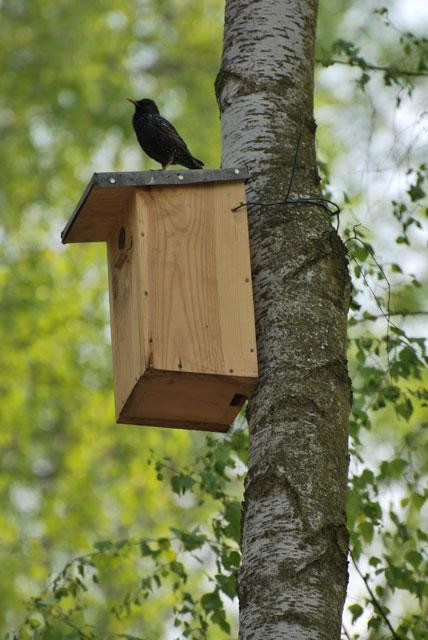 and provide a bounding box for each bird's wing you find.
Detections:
[154,116,191,153]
